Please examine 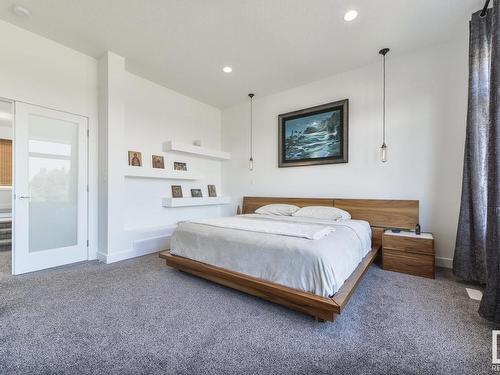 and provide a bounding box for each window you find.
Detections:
[0,139,12,186]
